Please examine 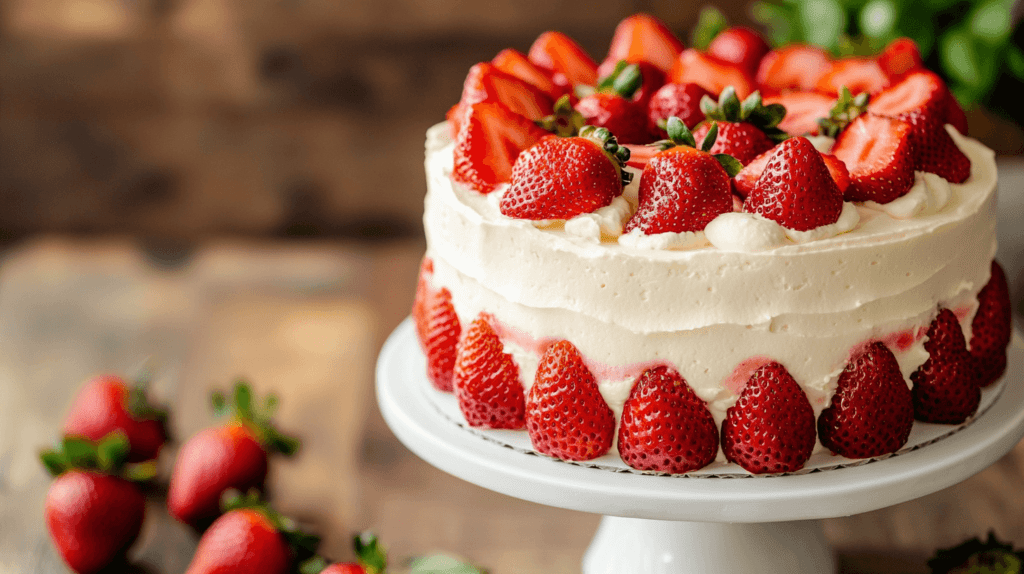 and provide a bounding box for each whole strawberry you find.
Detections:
[694,88,787,165]
[168,382,300,529]
[722,361,816,474]
[500,126,631,220]
[419,287,461,392]
[618,366,718,474]
[971,261,1012,387]
[63,374,167,462]
[743,136,844,231]
[574,61,652,144]
[40,434,151,574]
[818,342,914,459]
[299,532,387,574]
[912,308,979,424]
[647,82,713,139]
[526,340,615,461]
[453,314,526,429]
[707,27,770,75]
